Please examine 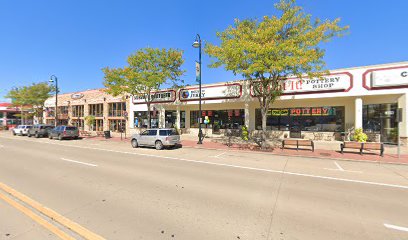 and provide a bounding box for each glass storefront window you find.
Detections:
[89,104,103,117]
[72,105,84,117]
[190,109,245,129]
[109,119,126,132]
[133,111,159,128]
[255,106,345,132]
[109,102,126,117]
[363,103,398,143]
